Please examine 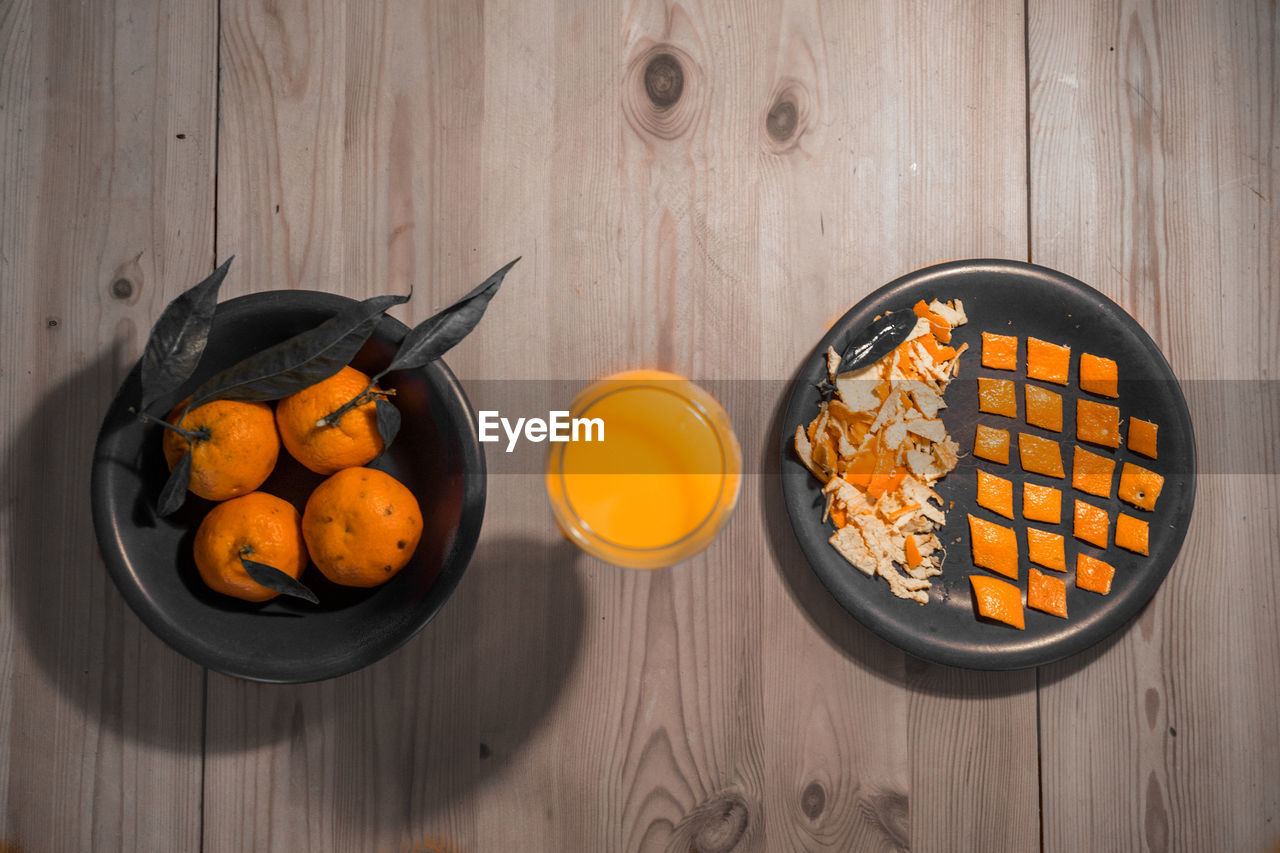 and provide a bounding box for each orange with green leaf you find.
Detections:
[193,491,311,603]
[276,366,388,475]
[131,257,518,604]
